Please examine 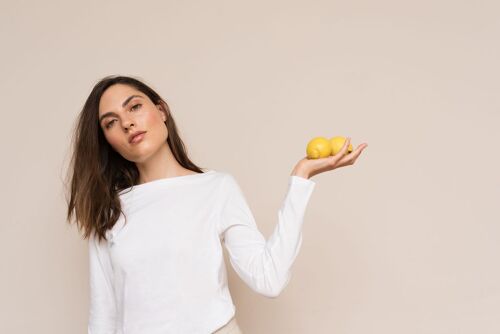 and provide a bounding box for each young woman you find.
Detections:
[65,75,368,334]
